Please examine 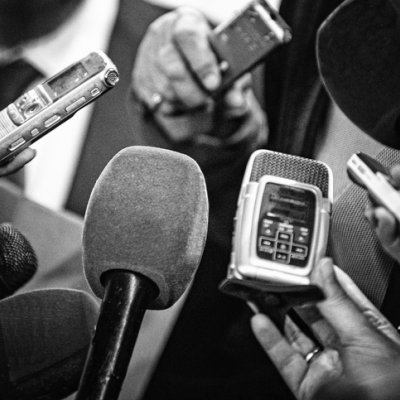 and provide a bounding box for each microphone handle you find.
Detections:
[75,270,158,400]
